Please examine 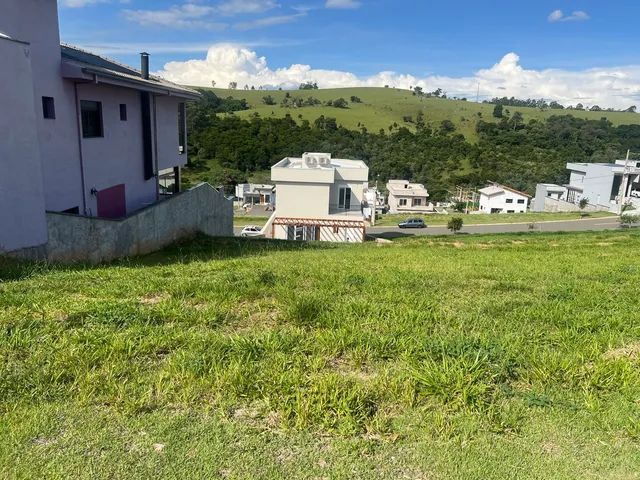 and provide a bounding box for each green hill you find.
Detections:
[203,86,640,140]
